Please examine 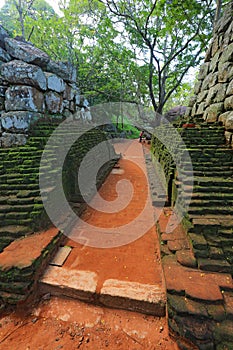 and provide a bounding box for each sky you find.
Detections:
[0,0,61,14]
